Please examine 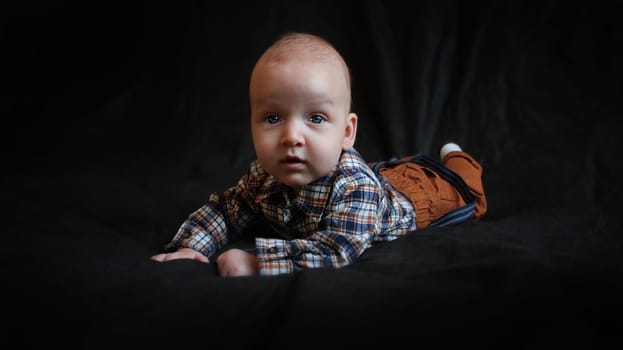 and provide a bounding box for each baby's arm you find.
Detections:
[153,167,261,265]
